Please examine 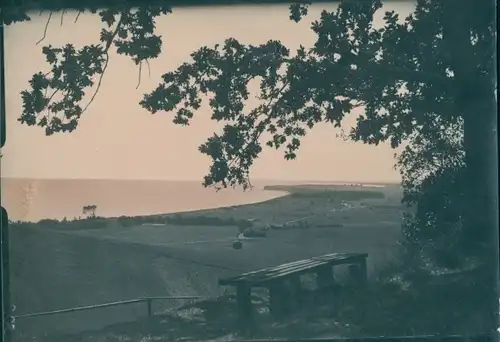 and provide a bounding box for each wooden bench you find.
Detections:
[219,252,368,326]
